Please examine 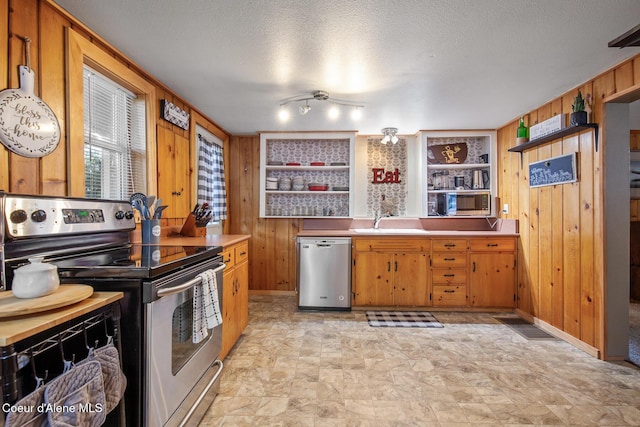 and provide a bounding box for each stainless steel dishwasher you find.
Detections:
[297,237,351,310]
